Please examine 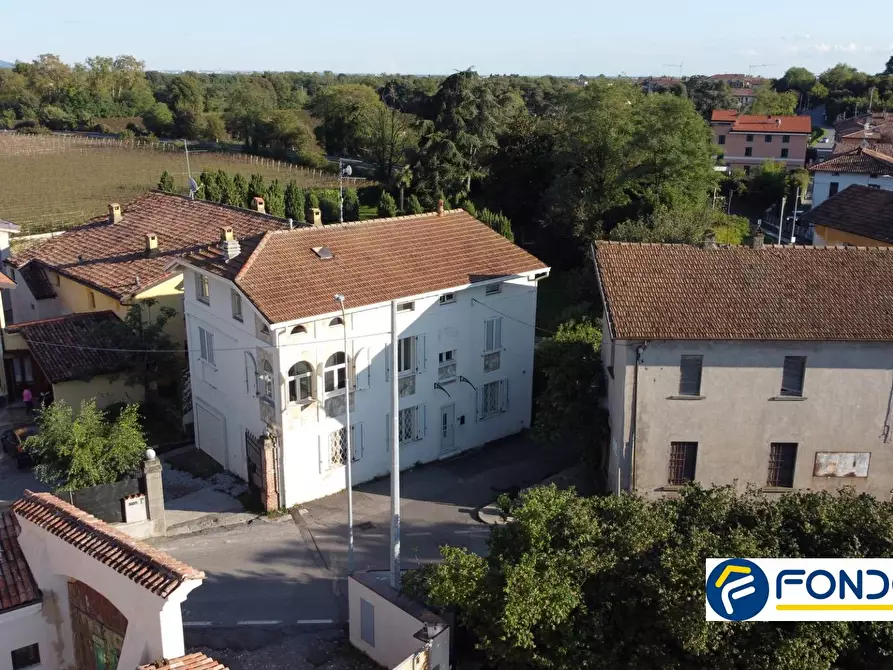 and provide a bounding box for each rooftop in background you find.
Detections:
[595,241,893,341]
[808,146,893,174]
[0,512,39,615]
[800,185,893,245]
[7,311,130,383]
[137,653,228,670]
[729,114,812,134]
[832,141,893,157]
[13,491,204,597]
[7,192,289,300]
[835,113,893,139]
[184,209,548,325]
[711,109,739,123]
